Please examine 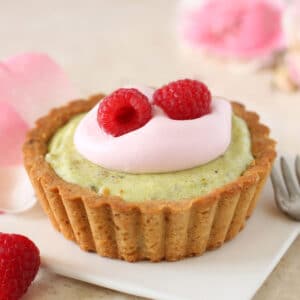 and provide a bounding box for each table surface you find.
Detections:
[1,1,299,299]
